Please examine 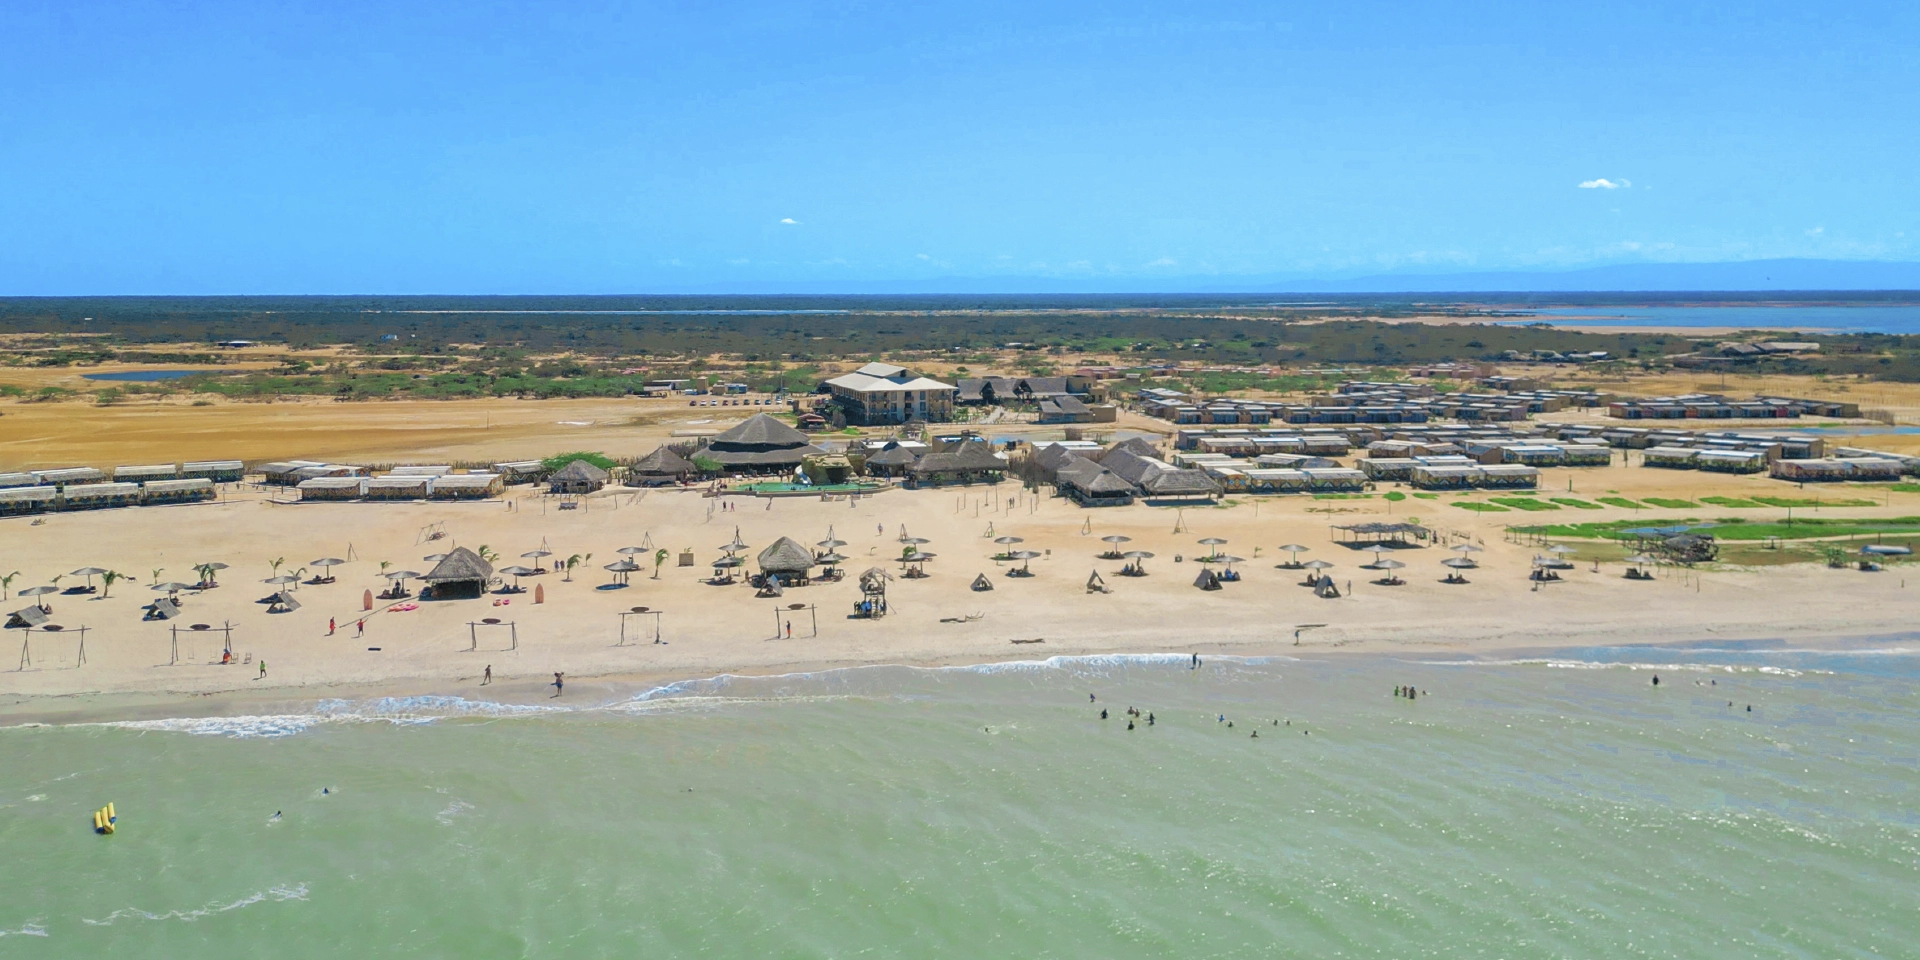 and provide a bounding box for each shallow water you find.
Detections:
[3,648,1916,957]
